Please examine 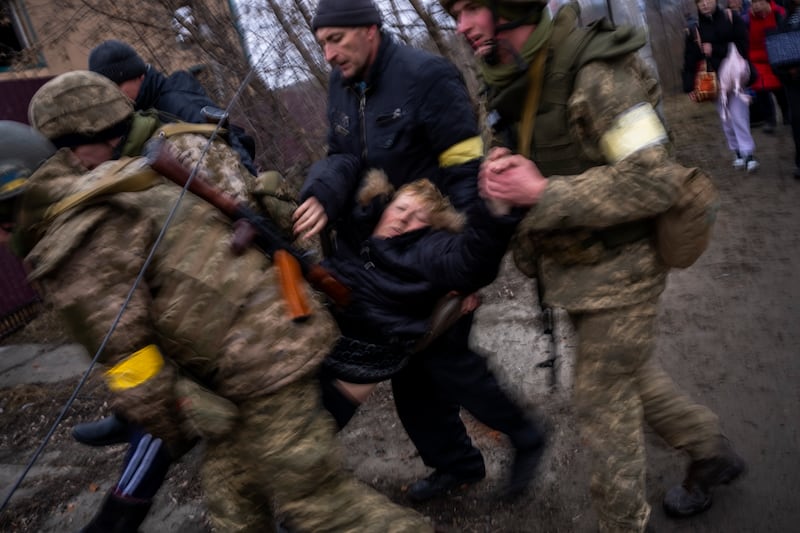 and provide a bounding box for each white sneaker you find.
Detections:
[746,157,759,172]
[733,157,745,169]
